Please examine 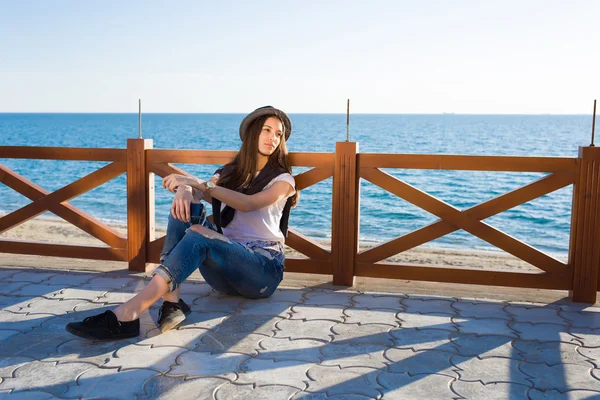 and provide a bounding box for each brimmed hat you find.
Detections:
[239,106,292,141]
